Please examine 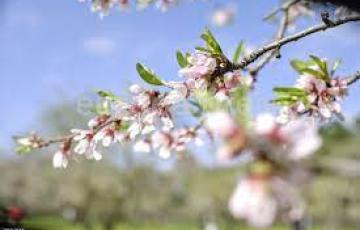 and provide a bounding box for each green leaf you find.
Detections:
[232,41,244,64]
[16,145,32,155]
[309,55,328,79]
[231,86,249,127]
[195,46,212,53]
[176,50,188,68]
[193,90,225,112]
[272,87,307,106]
[136,63,164,86]
[200,28,223,55]
[89,100,111,116]
[96,90,120,102]
[273,87,306,96]
[301,68,325,79]
[331,59,342,75]
[271,97,298,106]
[250,161,273,175]
[290,59,309,73]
